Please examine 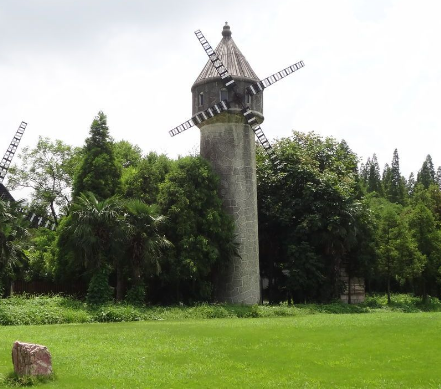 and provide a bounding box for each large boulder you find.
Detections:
[11,341,52,376]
